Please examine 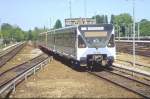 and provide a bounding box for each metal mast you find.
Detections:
[84,0,87,24]
[0,18,1,38]
[69,0,72,18]
[132,0,136,67]
[84,0,87,18]
[50,17,51,29]
[0,18,2,38]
